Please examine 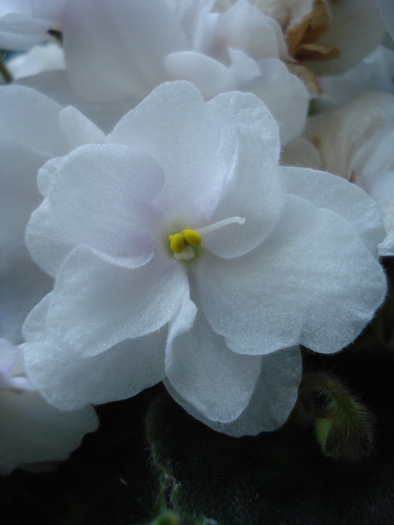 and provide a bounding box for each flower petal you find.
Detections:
[108,81,224,223]
[165,346,302,436]
[208,89,280,164]
[165,311,262,423]
[202,127,285,258]
[196,194,387,355]
[281,166,386,258]
[310,0,385,76]
[23,294,166,410]
[63,0,187,102]
[45,246,187,357]
[0,85,66,156]
[48,143,165,268]
[164,51,237,98]
[25,198,75,277]
[248,59,309,145]
[0,244,53,344]
[0,388,98,471]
